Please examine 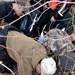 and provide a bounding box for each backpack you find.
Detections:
[0,26,19,73]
